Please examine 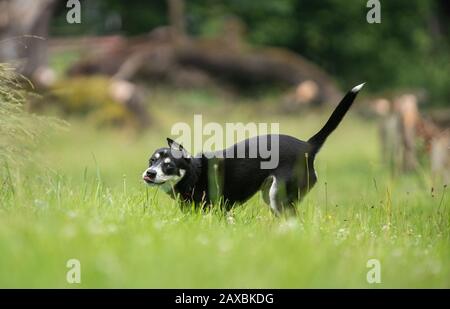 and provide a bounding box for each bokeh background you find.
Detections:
[49,0,450,106]
[0,0,449,288]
